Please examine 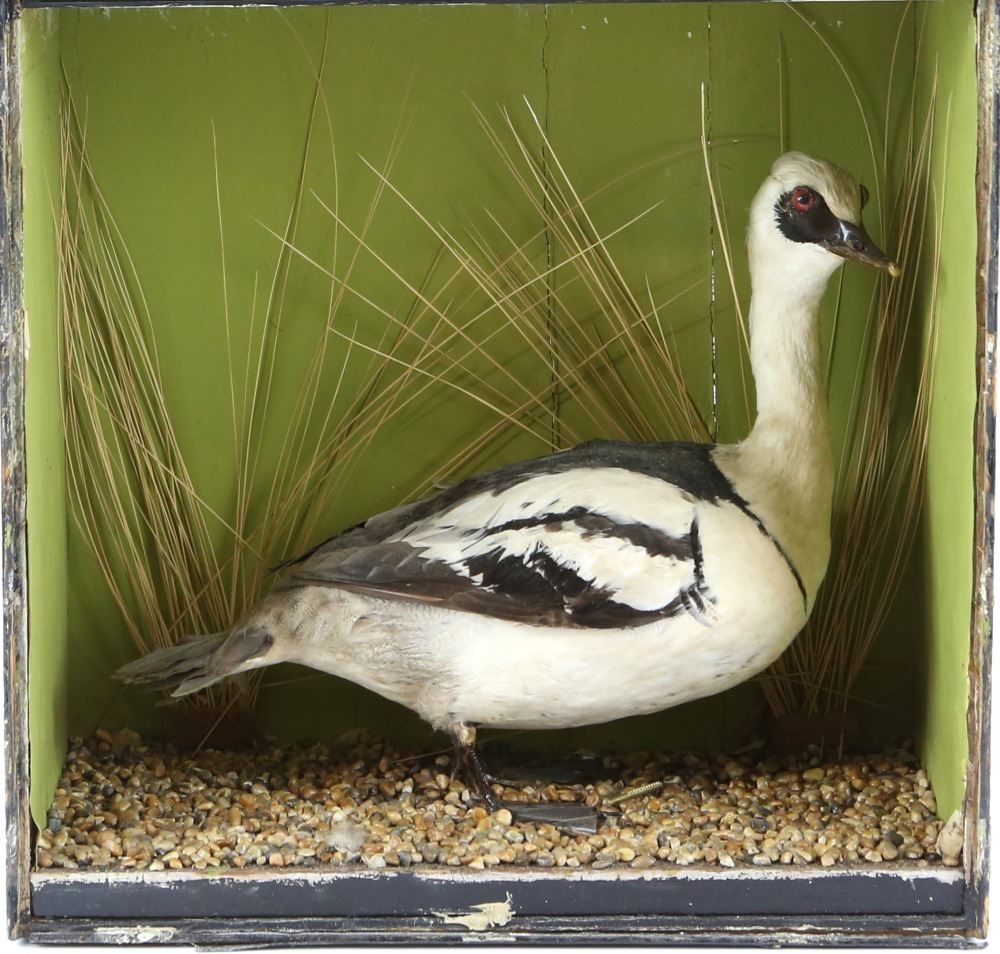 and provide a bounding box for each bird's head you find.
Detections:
[749,152,900,287]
